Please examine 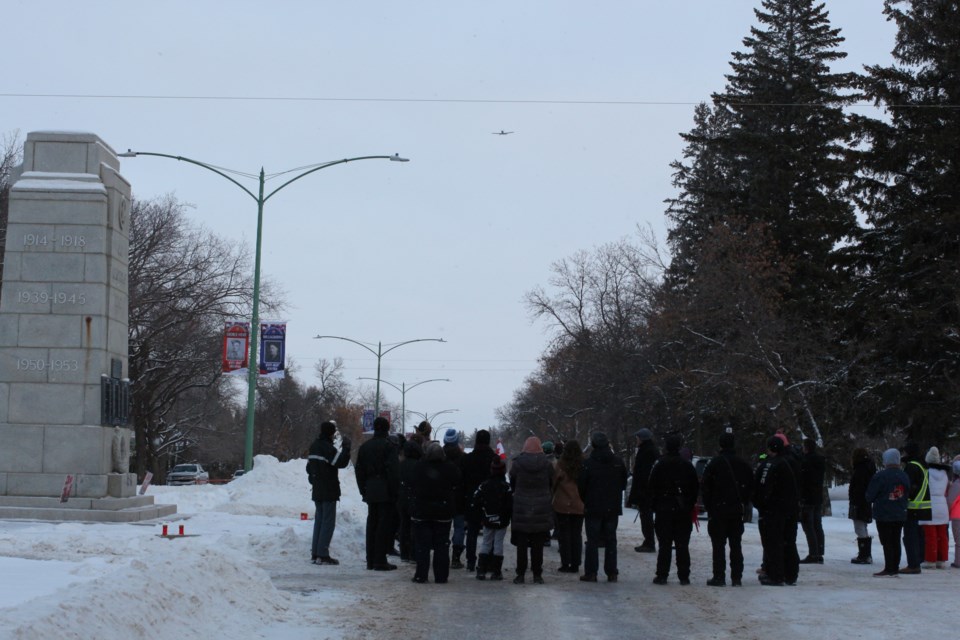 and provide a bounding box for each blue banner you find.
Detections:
[258,321,286,378]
